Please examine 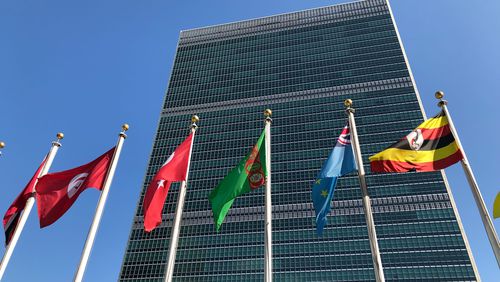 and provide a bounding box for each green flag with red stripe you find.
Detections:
[209,130,267,231]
